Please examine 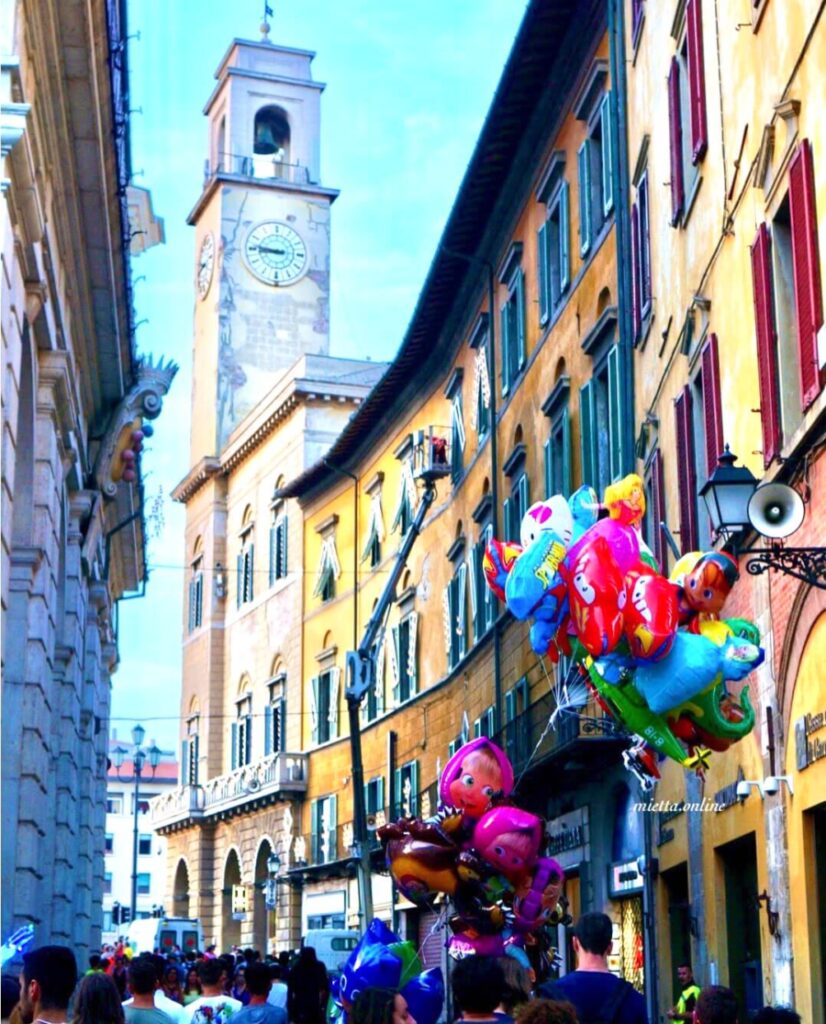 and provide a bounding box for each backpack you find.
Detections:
[543,977,634,1024]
